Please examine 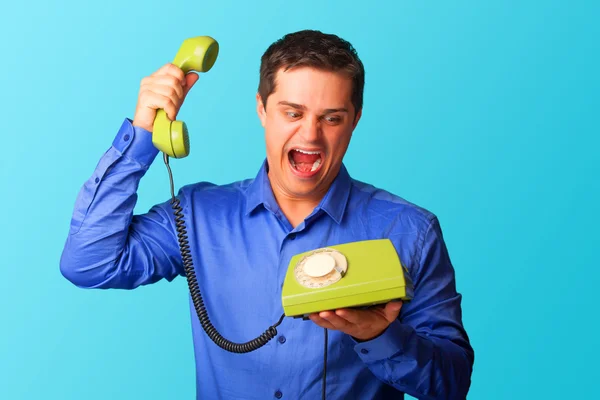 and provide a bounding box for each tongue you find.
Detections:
[293,152,320,164]
[291,151,320,172]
